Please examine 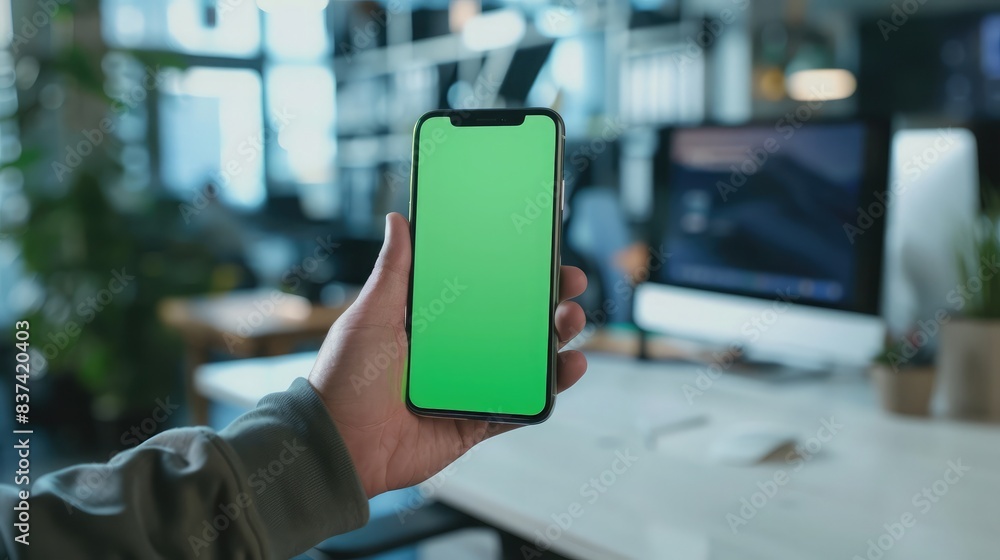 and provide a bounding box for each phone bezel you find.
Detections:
[404,108,566,425]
